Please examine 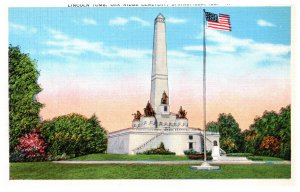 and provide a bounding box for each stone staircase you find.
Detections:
[132,132,164,154]
[219,148,226,156]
